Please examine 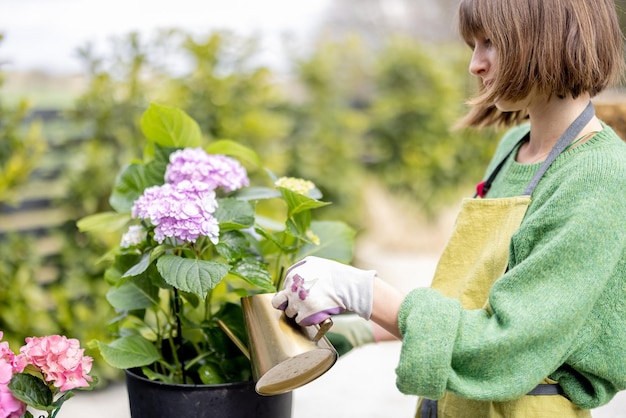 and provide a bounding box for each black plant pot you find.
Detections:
[125,369,293,418]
